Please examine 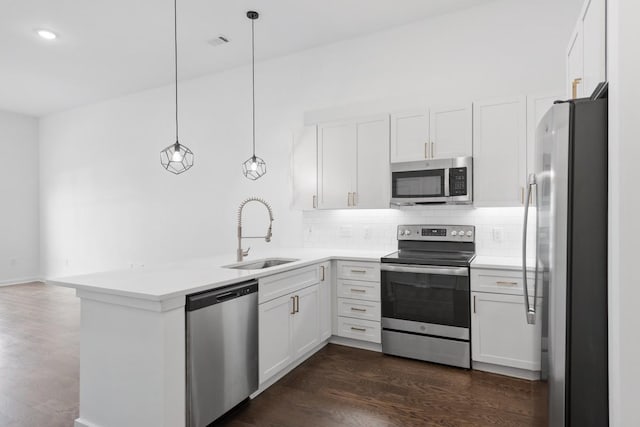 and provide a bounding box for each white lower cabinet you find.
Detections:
[259,293,296,383]
[319,262,332,341]
[258,263,328,385]
[471,291,542,375]
[291,284,321,359]
[334,260,381,344]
